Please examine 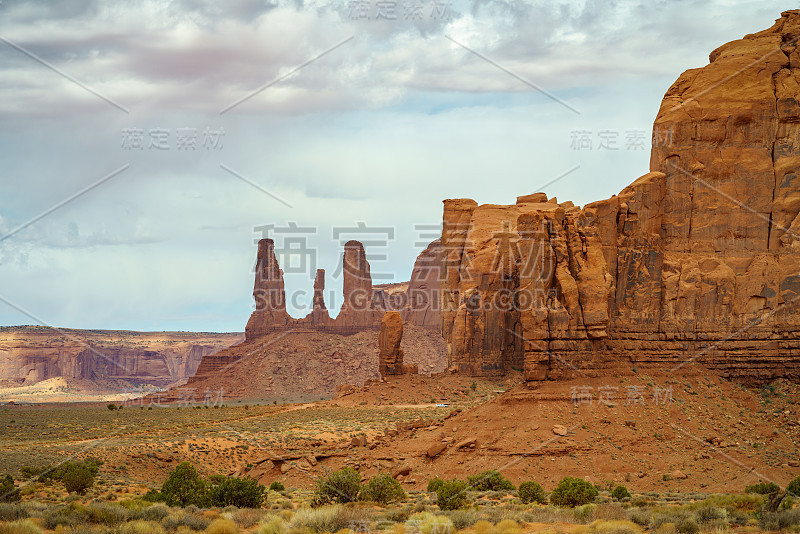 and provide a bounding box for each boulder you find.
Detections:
[455,437,477,449]
[393,466,412,478]
[426,442,447,458]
